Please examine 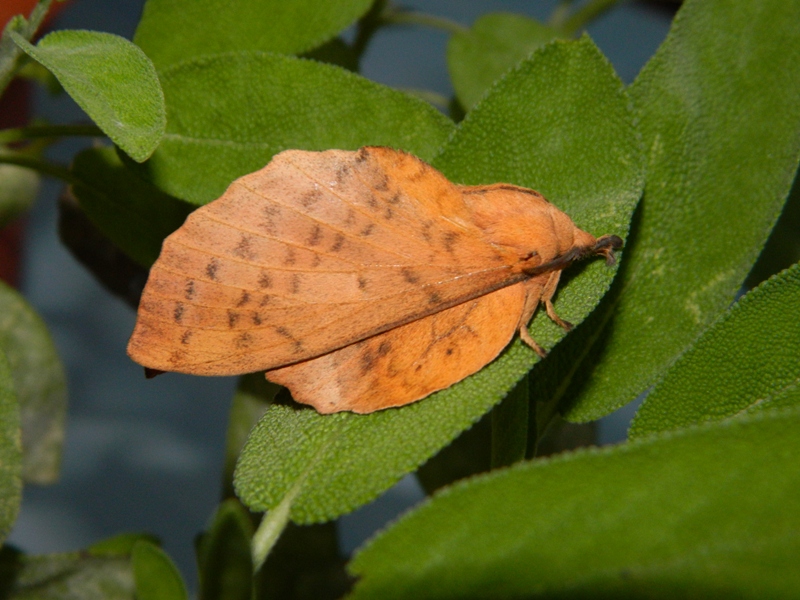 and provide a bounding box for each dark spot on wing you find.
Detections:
[388,191,401,204]
[367,194,379,209]
[252,312,262,325]
[228,310,239,328]
[384,206,394,220]
[377,341,392,357]
[169,350,186,365]
[409,162,428,181]
[236,332,253,349]
[442,231,460,253]
[275,326,304,354]
[344,209,356,227]
[428,291,443,305]
[236,291,250,307]
[355,148,369,163]
[290,273,301,294]
[421,221,433,243]
[284,247,297,265]
[260,294,272,306]
[311,253,322,268]
[206,258,219,281]
[258,271,272,288]
[358,276,368,290]
[446,347,454,356]
[360,348,375,374]
[262,205,280,234]
[374,172,389,191]
[307,224,322,246]
[360,223,375,236]
[401,268,420,284]
[173,303,184,323]
[301,187,322,207]
[233,234,255,259]
[330,233,345,252]
[180,331,193,345]
[336,163,351,183]
[184,280,195,300]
